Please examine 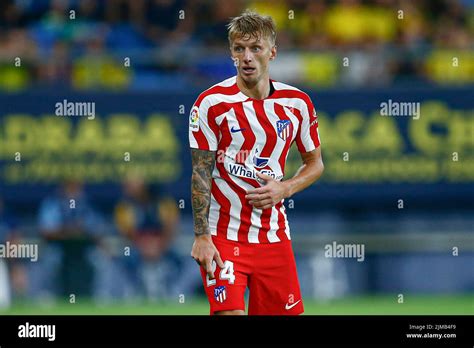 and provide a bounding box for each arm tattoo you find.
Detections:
[191,148,215,236]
